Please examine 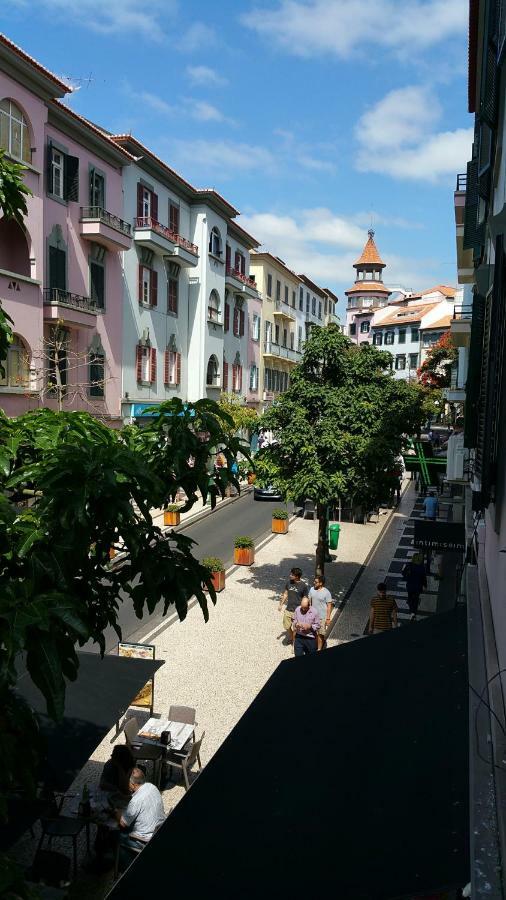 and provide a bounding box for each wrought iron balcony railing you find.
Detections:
[44,288,97,314]
[134,217,198,256]
[80,207,131,236]
[225,266,257,290]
